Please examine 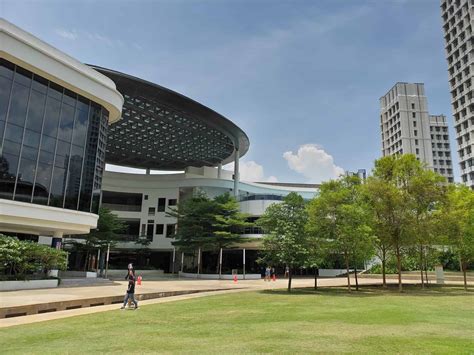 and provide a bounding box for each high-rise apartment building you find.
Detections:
[430,115,454,182]
[380,83,454,182]
[440,0,474,189]
[380,83,434,165]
